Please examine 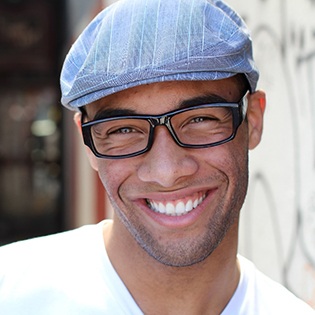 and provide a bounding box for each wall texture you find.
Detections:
[227,0,315,307]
